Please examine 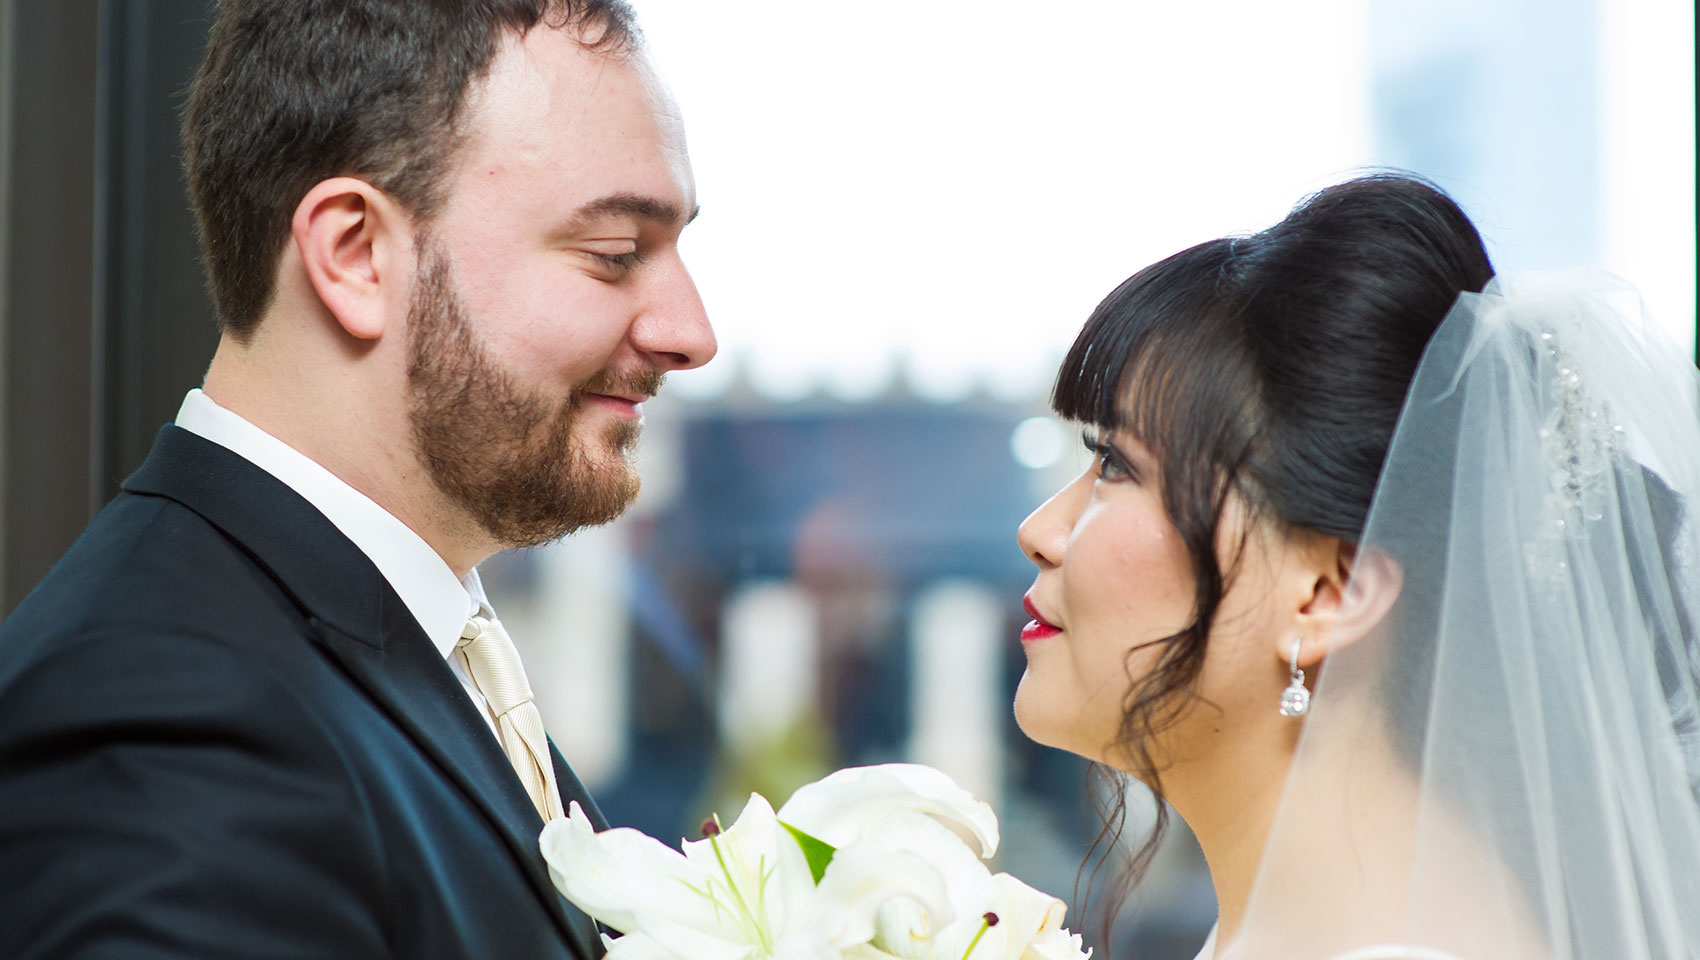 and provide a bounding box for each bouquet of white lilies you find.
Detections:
[540,763,1091,960]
